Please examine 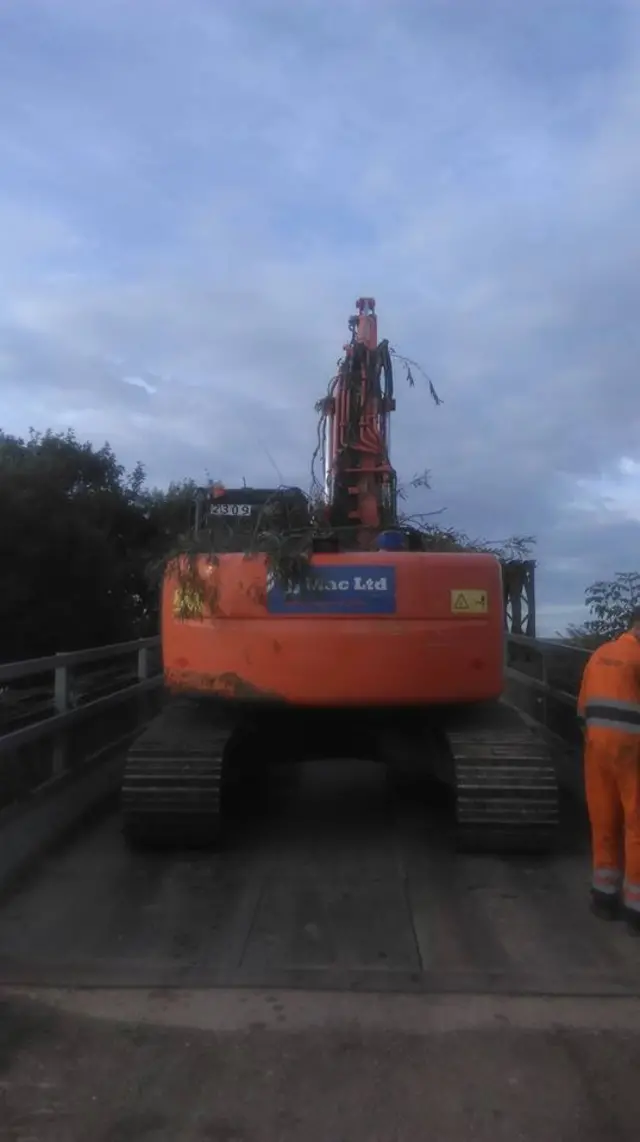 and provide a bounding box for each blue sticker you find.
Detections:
[266,564,396,615]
